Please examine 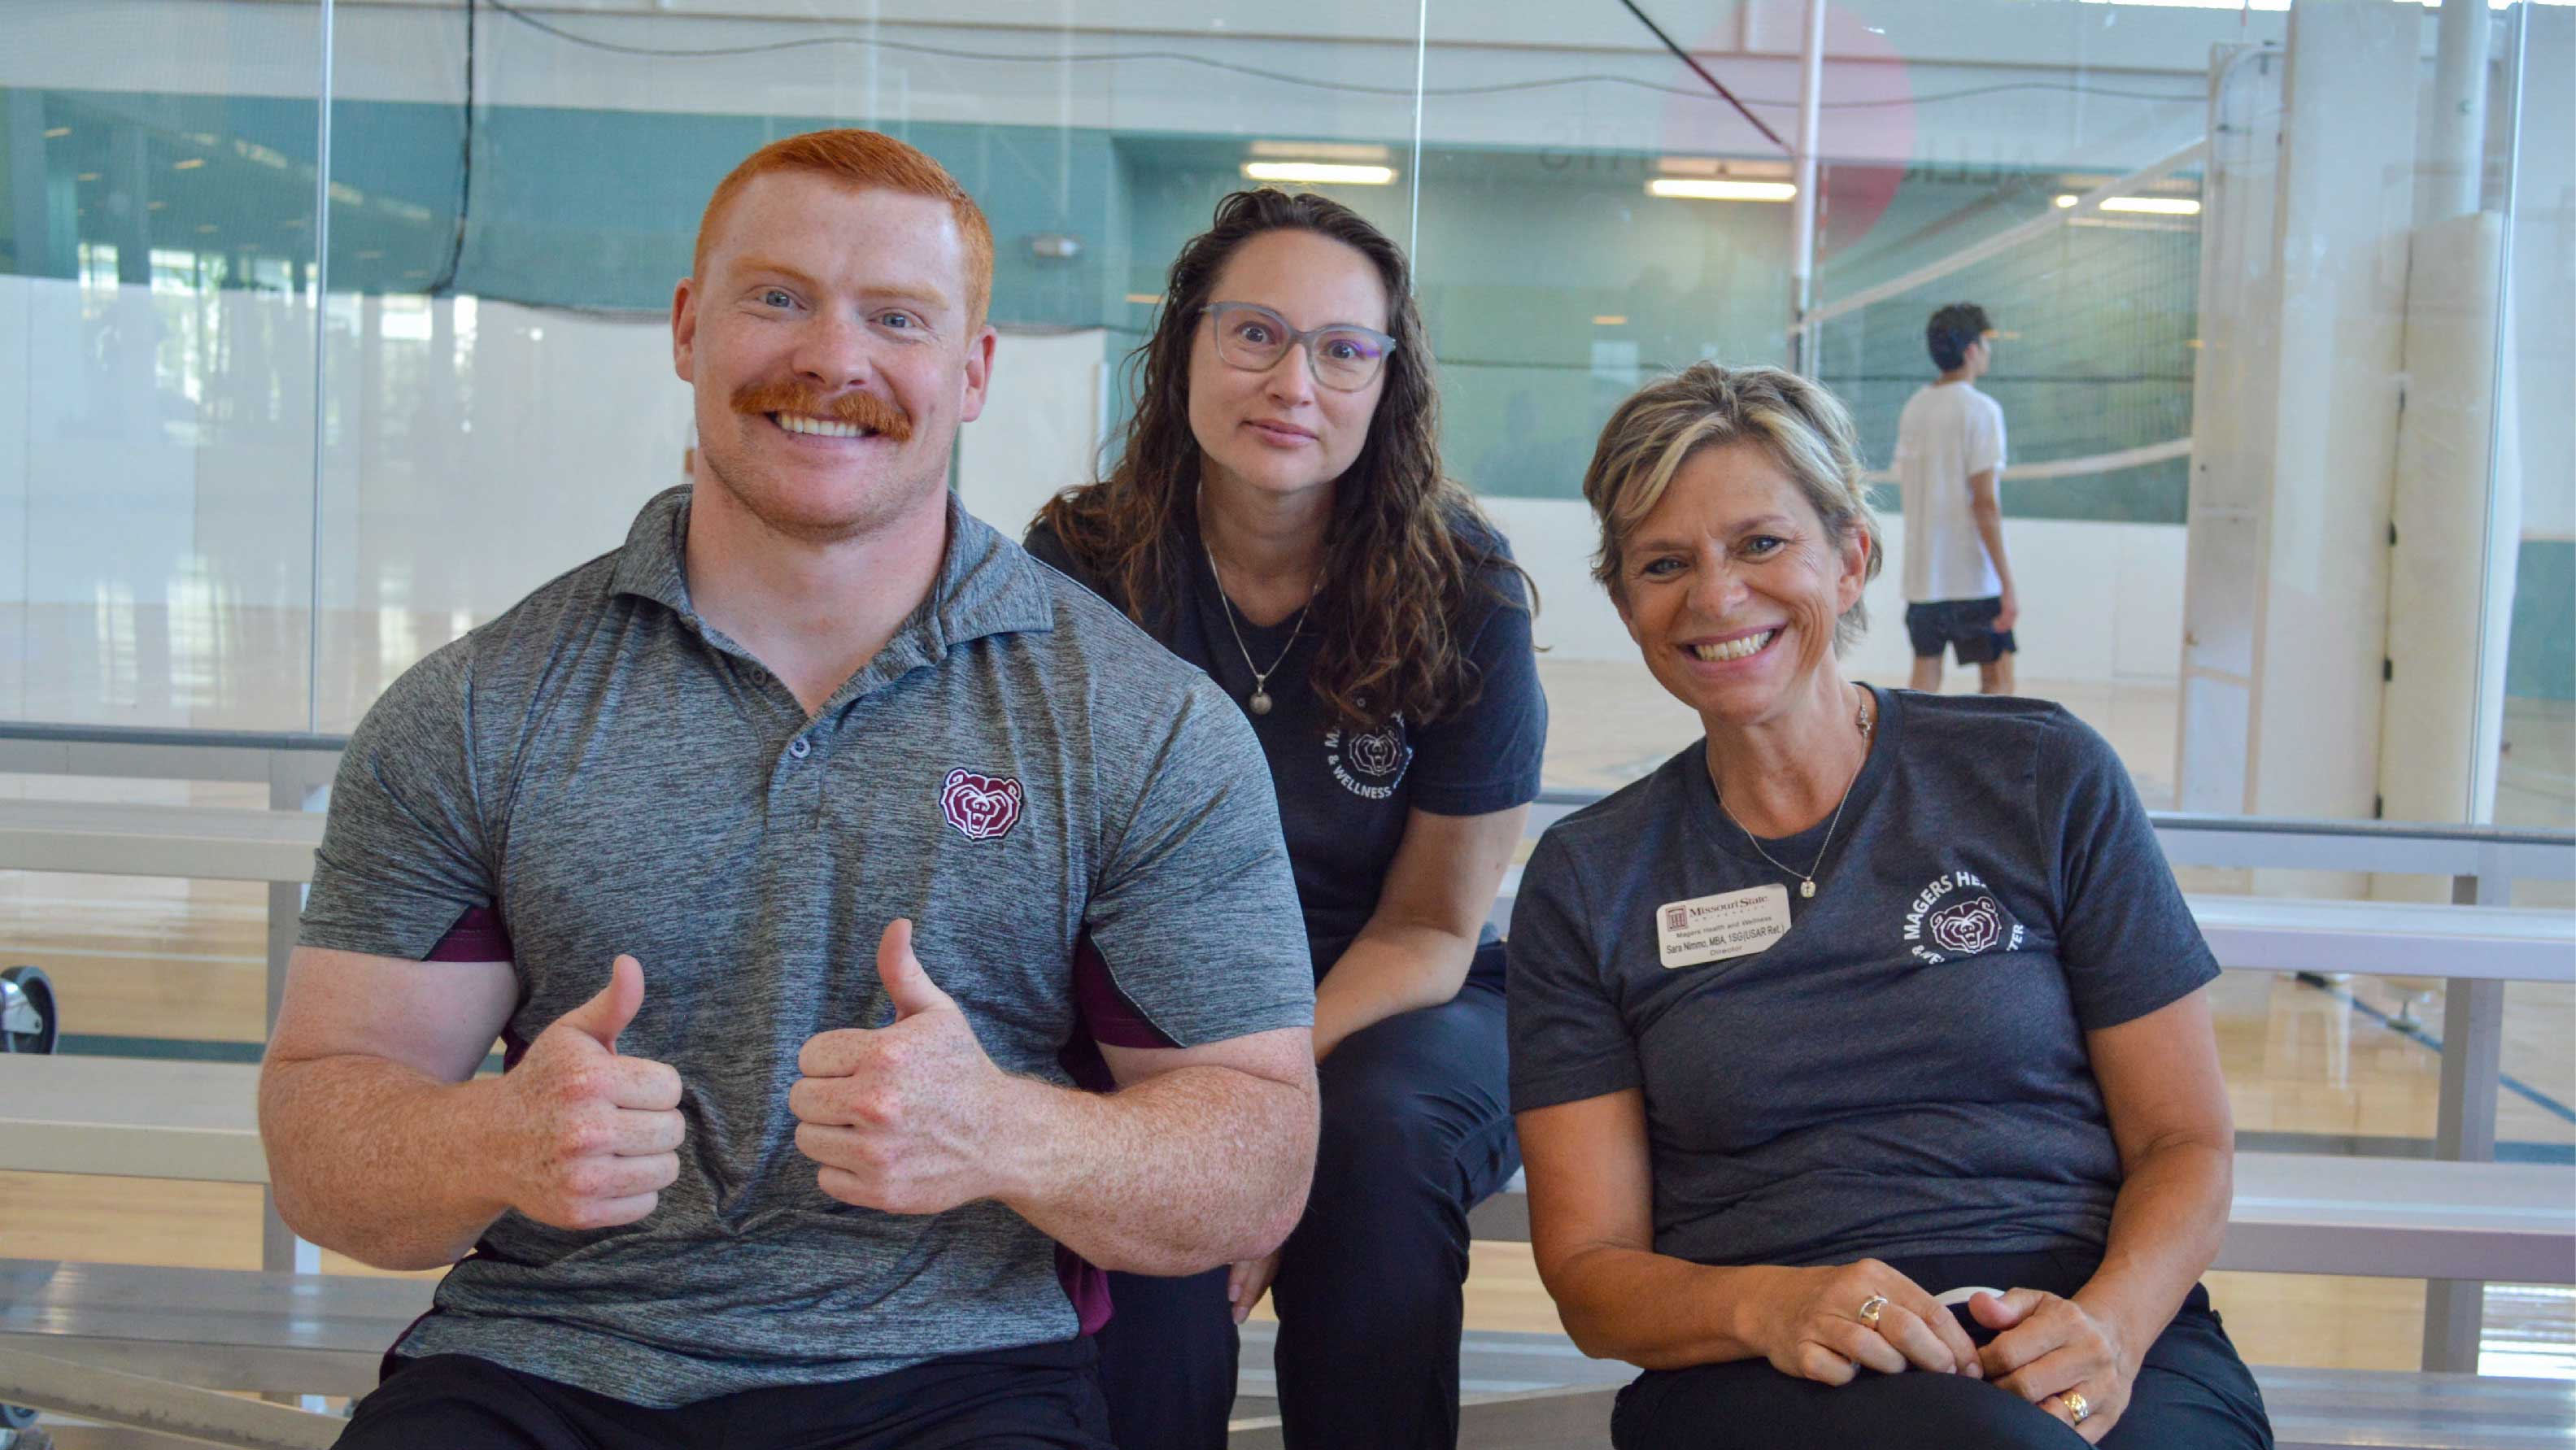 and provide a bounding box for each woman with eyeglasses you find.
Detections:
[1026,189,1546,1450]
